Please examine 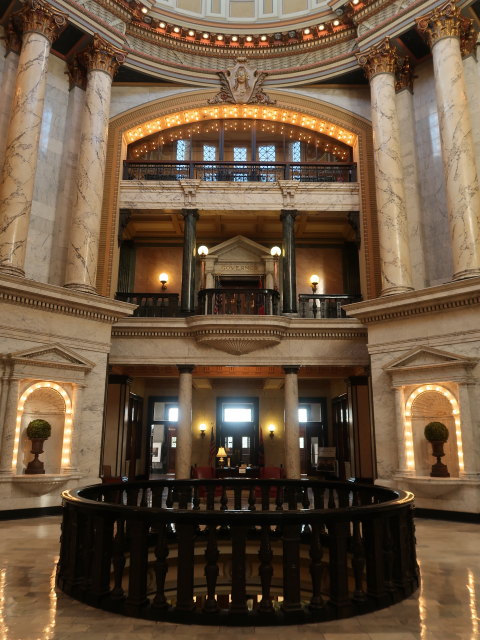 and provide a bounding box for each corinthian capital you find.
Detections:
[356,38,398,82]
[17,0,67,44]
[460,21,478,59]
[395,56,416,93]
[416,1,468,48]
[81,34,126,78]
